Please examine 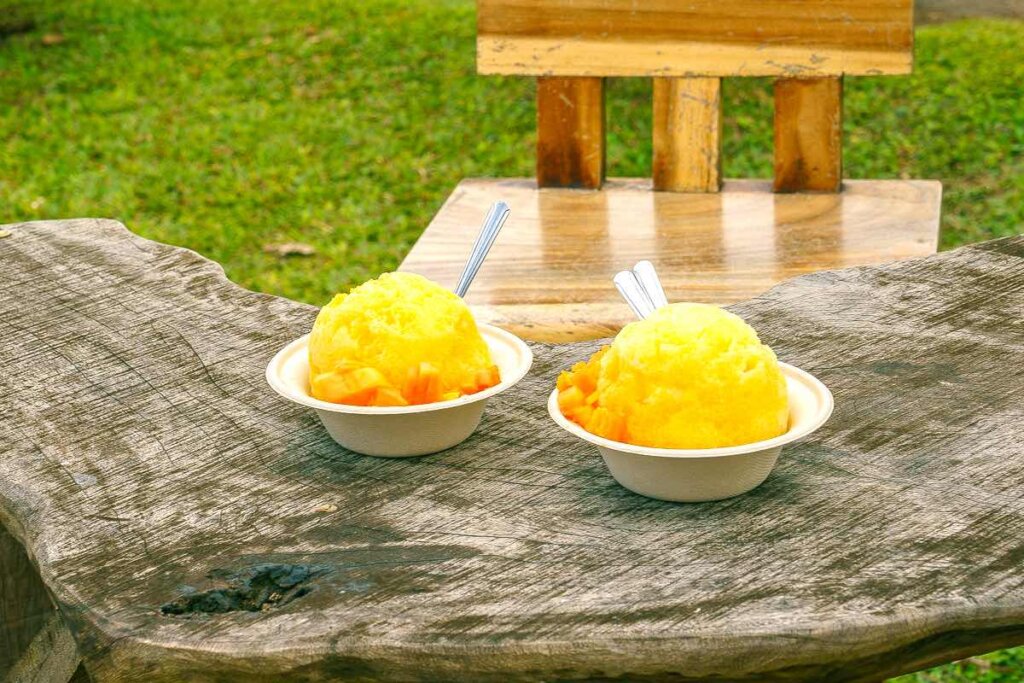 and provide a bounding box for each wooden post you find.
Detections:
[773,77,843,193]
[652,77,722,193]
[1,525,64,677]
[536,77,605,189]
